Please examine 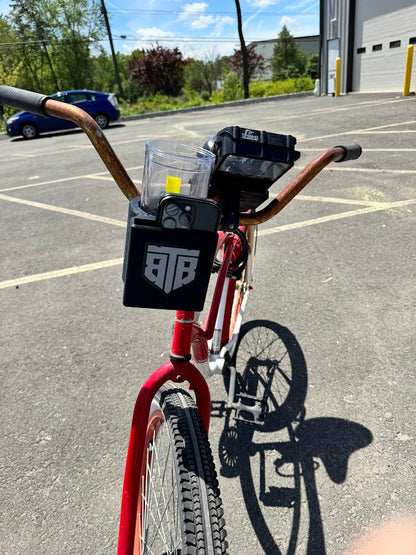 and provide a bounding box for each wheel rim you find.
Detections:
[22,124,36,138]
[94,114,108,128]
[135,408,181,554]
